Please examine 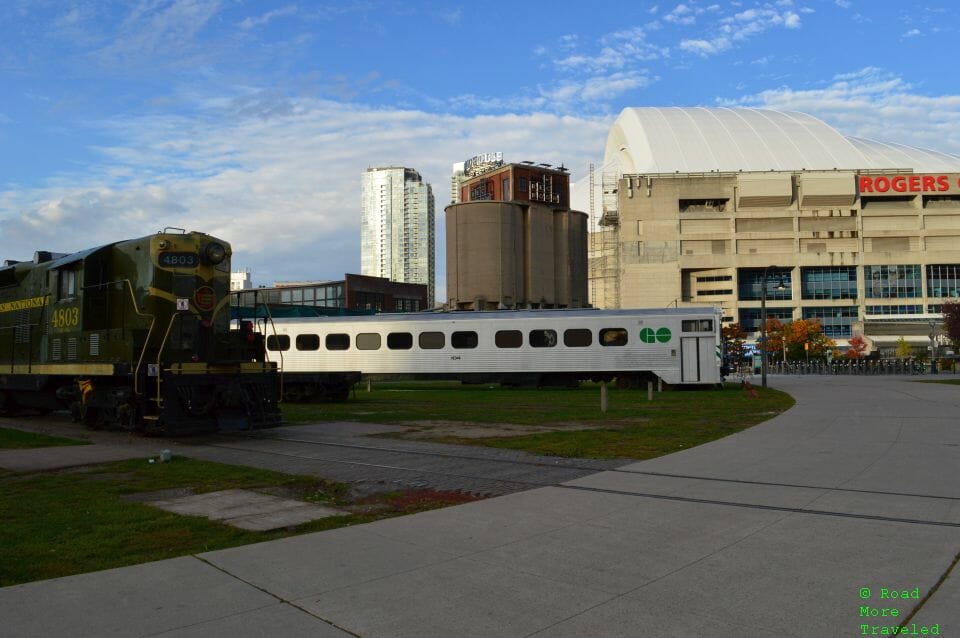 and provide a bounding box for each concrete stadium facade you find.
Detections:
[592,107,960,354]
